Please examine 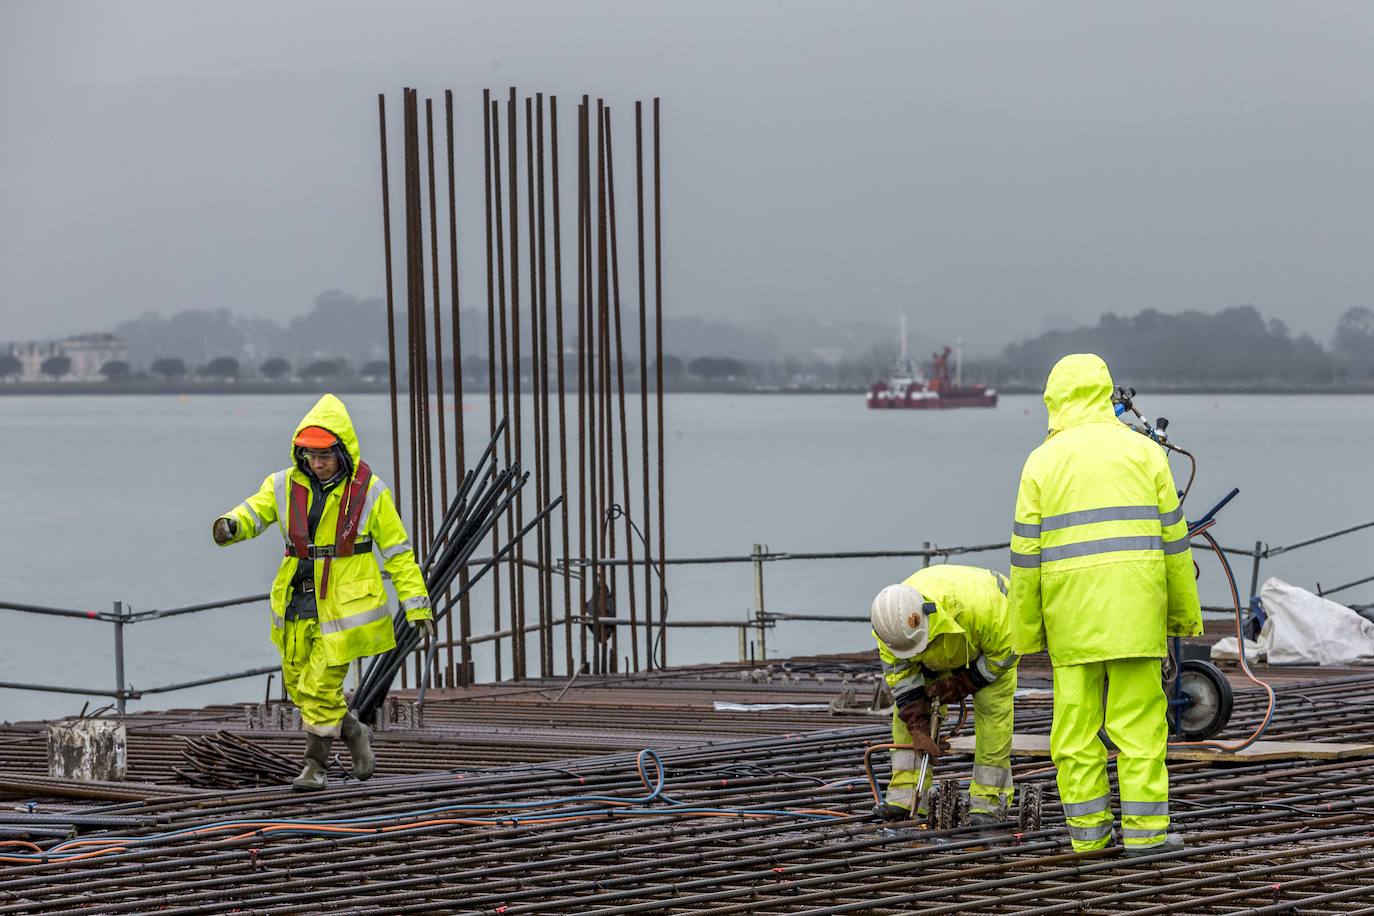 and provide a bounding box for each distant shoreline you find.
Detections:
[3,381,1374,396]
